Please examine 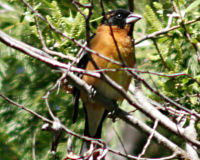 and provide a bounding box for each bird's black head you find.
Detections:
[102,9,142,29]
